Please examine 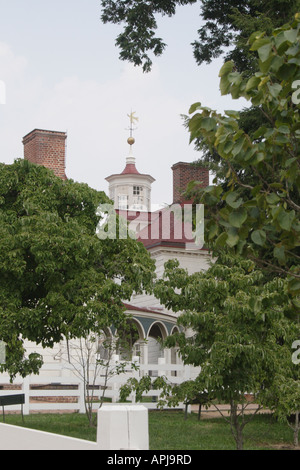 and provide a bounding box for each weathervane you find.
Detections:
[127,111,139,145]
